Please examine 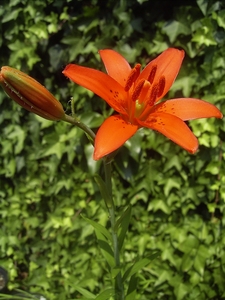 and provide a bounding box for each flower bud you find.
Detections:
[0,66,65,121]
